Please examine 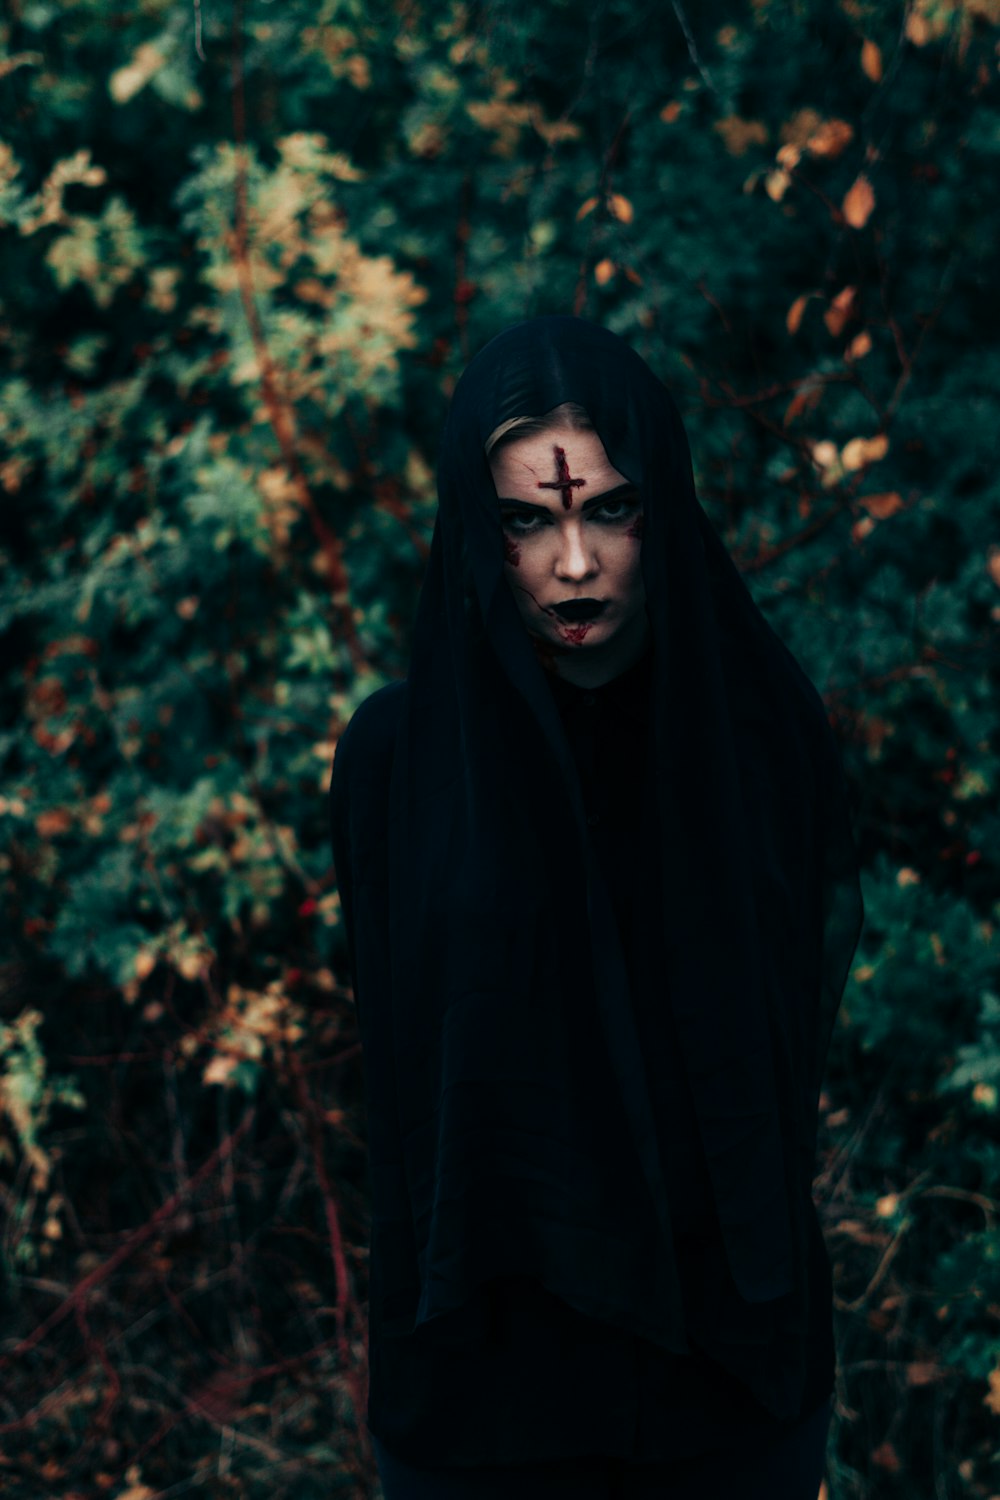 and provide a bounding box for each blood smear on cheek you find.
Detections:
[626,514,644,540]
[503,535,521,567]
